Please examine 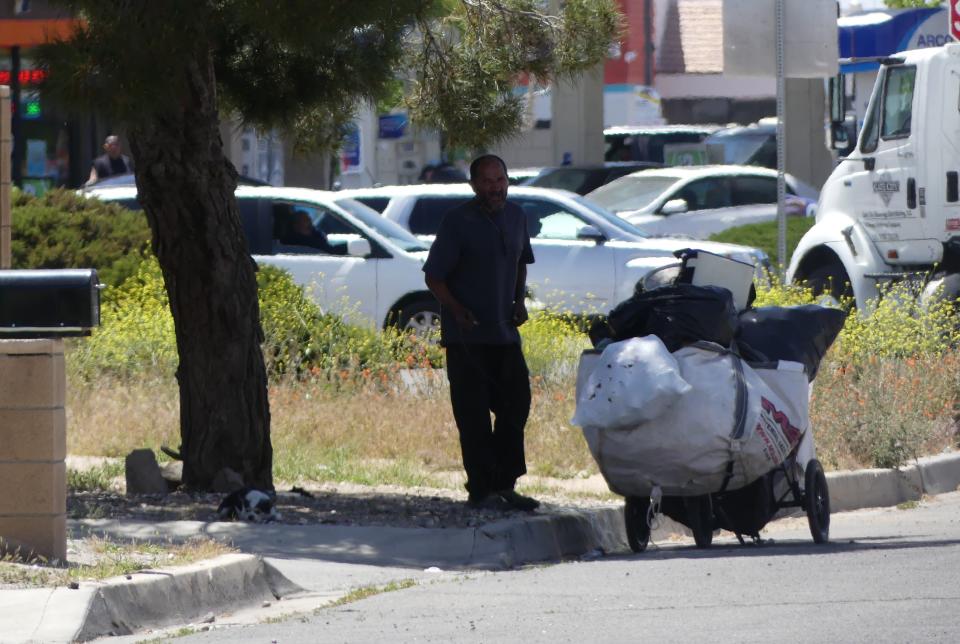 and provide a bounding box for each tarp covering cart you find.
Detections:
[573,250,846,550]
